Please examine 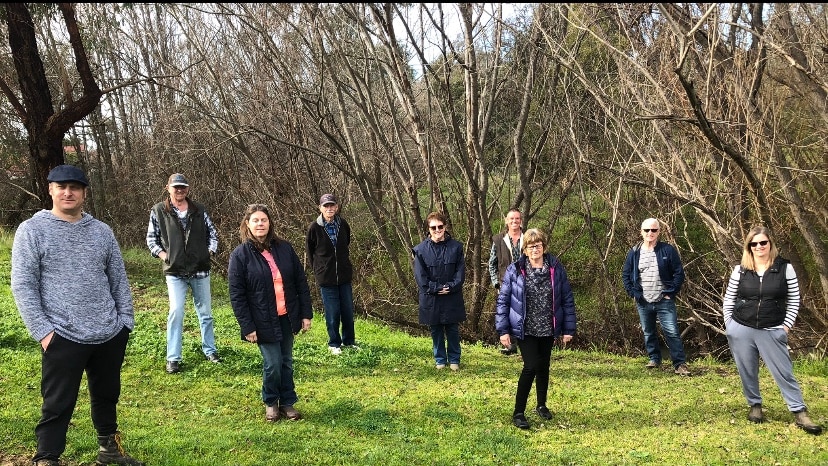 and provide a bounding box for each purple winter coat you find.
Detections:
[495,253,577,339]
